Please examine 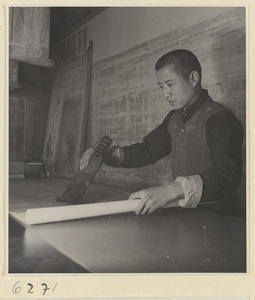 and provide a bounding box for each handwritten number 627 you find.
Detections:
[12,281,57,295]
